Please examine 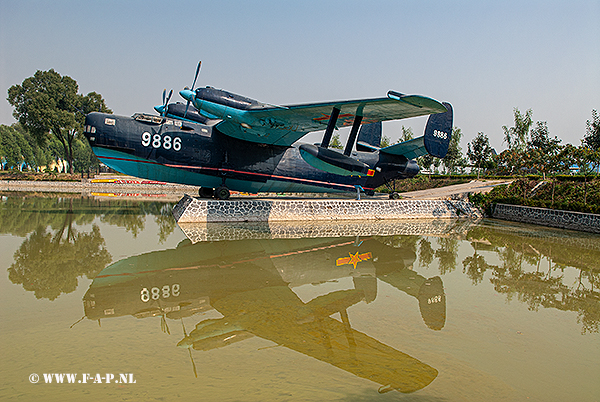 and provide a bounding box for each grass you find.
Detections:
[0,171,82,182]
[470,177,600,215]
